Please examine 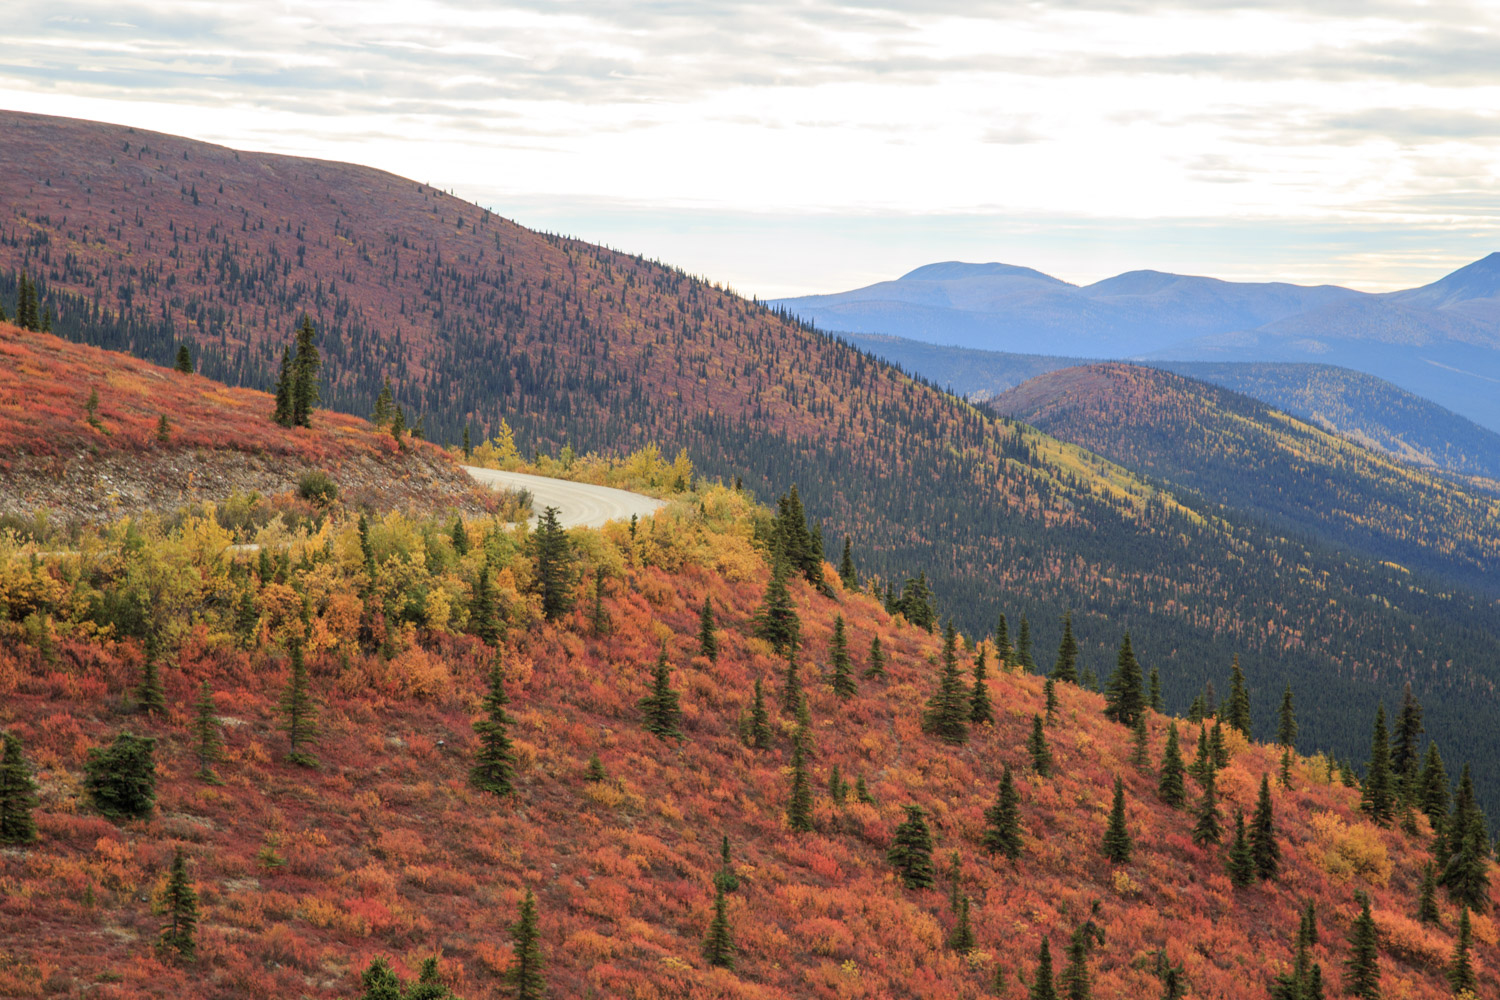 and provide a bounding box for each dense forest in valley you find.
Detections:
[3,112,1500,811]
